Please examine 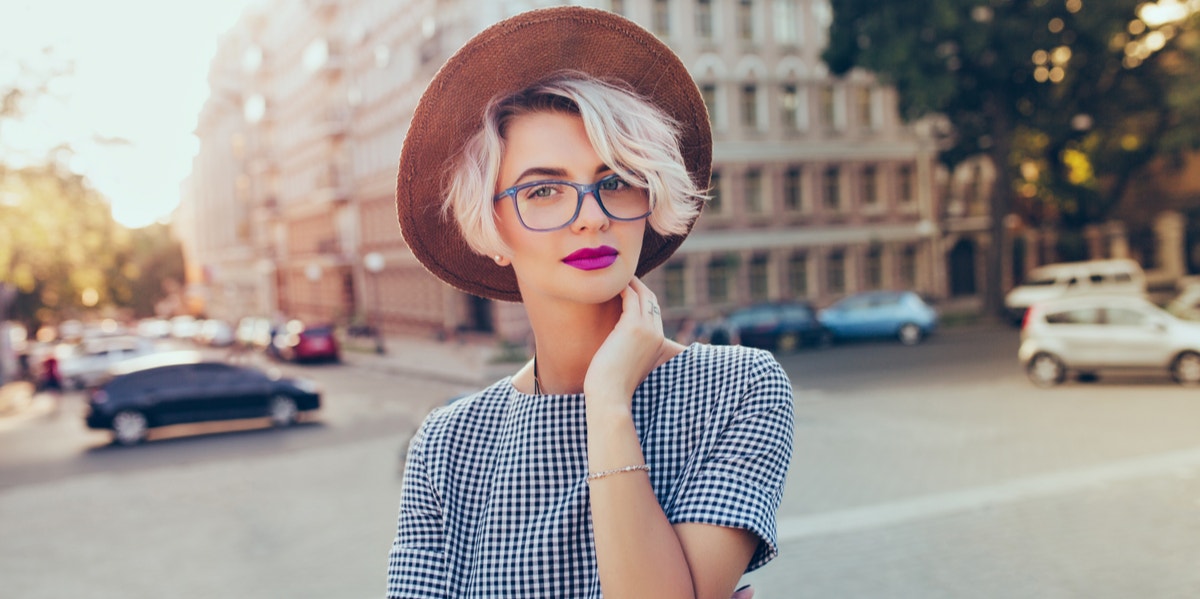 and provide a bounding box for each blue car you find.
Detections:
[818,291,938,346]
